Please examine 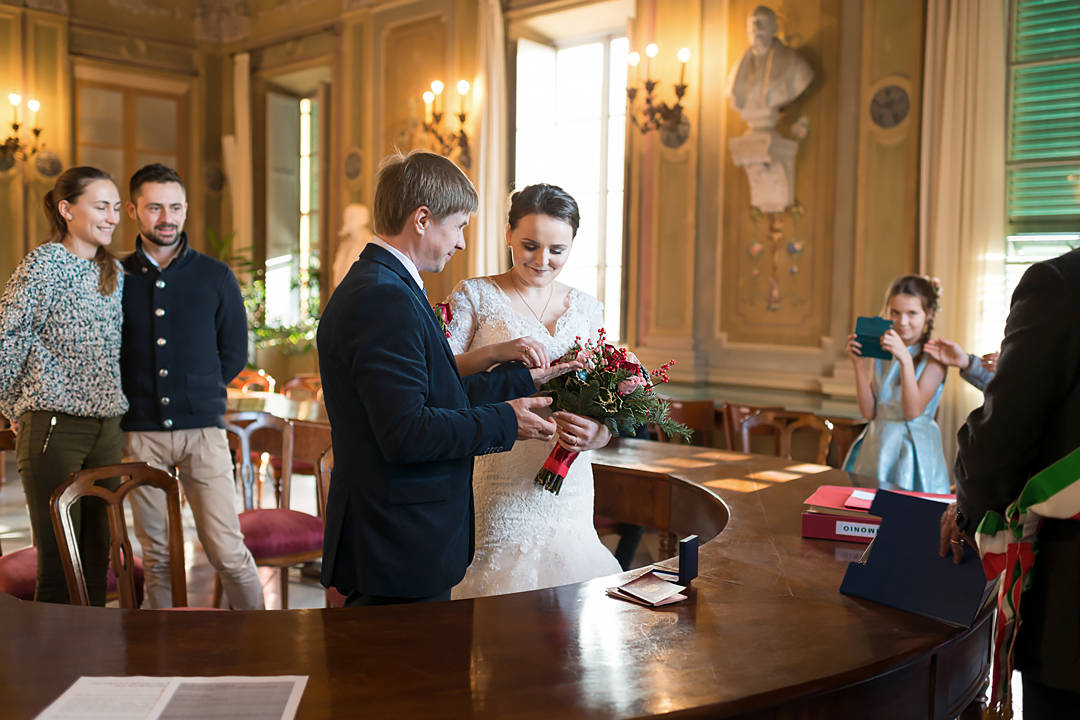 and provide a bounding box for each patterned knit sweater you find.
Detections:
[0,242,128,421]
